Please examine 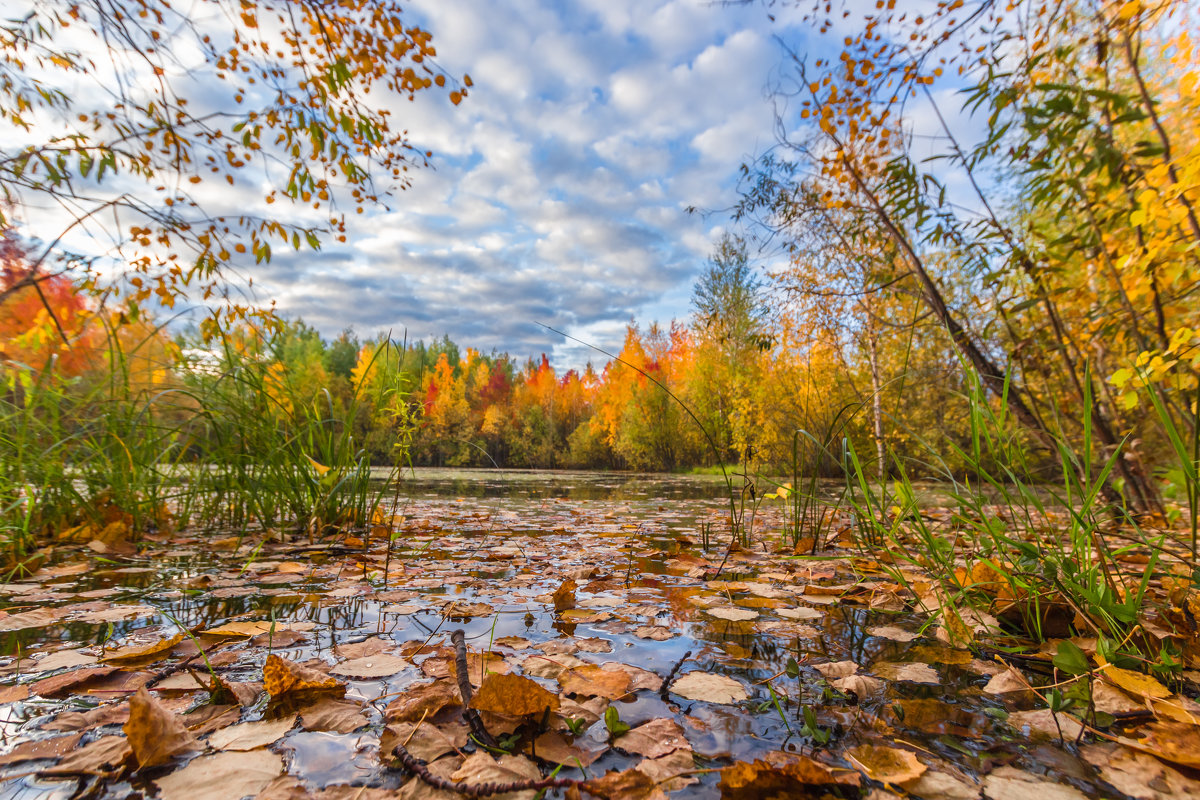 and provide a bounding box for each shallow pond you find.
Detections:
[0,469,1180,799]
